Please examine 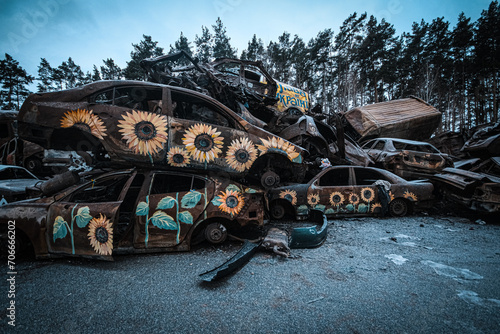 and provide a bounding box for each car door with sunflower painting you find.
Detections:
[133,172,211,249]
[165,89,258,175]
[308,167,380,216]
[46,171,136,259]
[87,85,169,164]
